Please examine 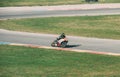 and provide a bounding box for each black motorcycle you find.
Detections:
[51,37,68,48]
